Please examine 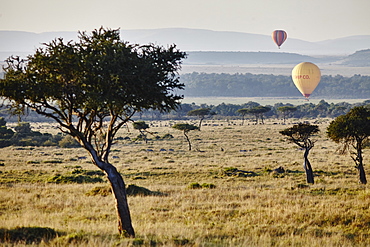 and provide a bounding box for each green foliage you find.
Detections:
[327,106,370,184]
[172,123,199,132]
[327,106,370,144]
[277,106,297,113]
[187,108,212,117]
[188,182,202,189]
[280,123,319,148]
[132,121,149,130]
[237,105,271,124]
[0,226,58,244]
[278,106,297,122]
